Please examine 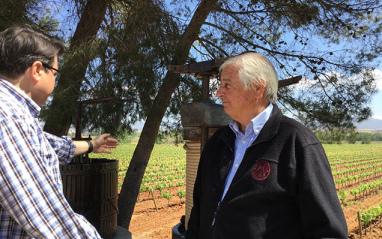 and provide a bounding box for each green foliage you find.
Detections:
[0,0,60,33]
[337,189,348,205]
[315,130,382,144]
[359,201,382,227]
[161,190,173,206]
[93,142,382,200]
[155,129,185,145]
[349,180,382,196]
[347,128,359,144]
[358,132,382,142]
[156,182,166,192]
[177,188,185,198]
[90,143,186,193]
[117,131,140,144]
[155,131,166,144]
[281,69,377,131]
[177,188,186,204]
[326,143,382,205]
[75,0,188,137]
[362,134,372,144]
